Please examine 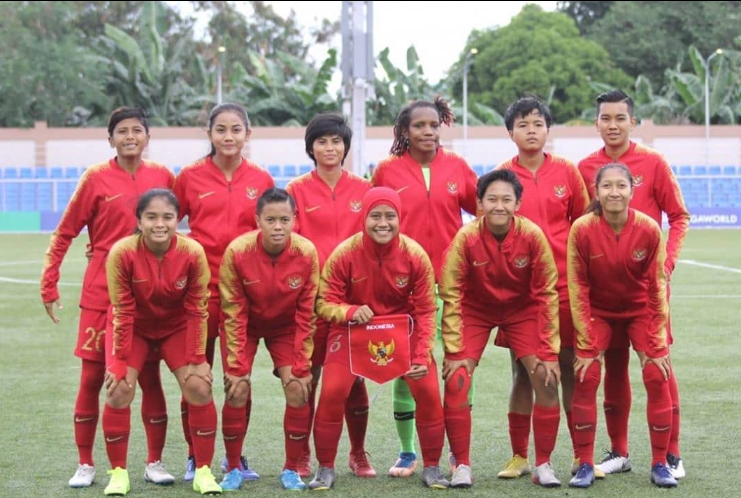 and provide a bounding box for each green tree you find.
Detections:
[450,5,631,124]
[557,1,614,34]
[588,2,741,88]
[0,2,110,127]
